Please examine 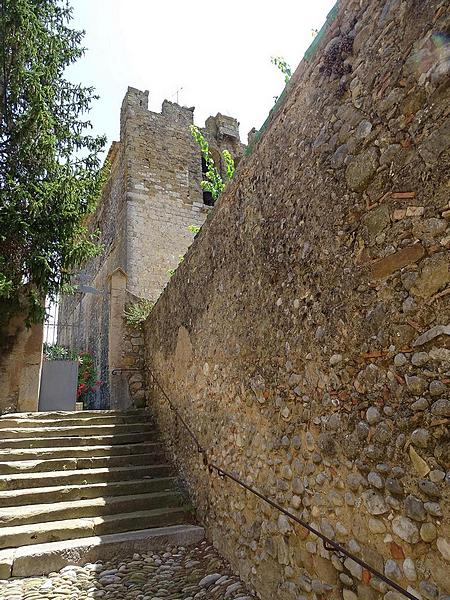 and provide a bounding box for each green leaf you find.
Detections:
[0,0,106,325]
